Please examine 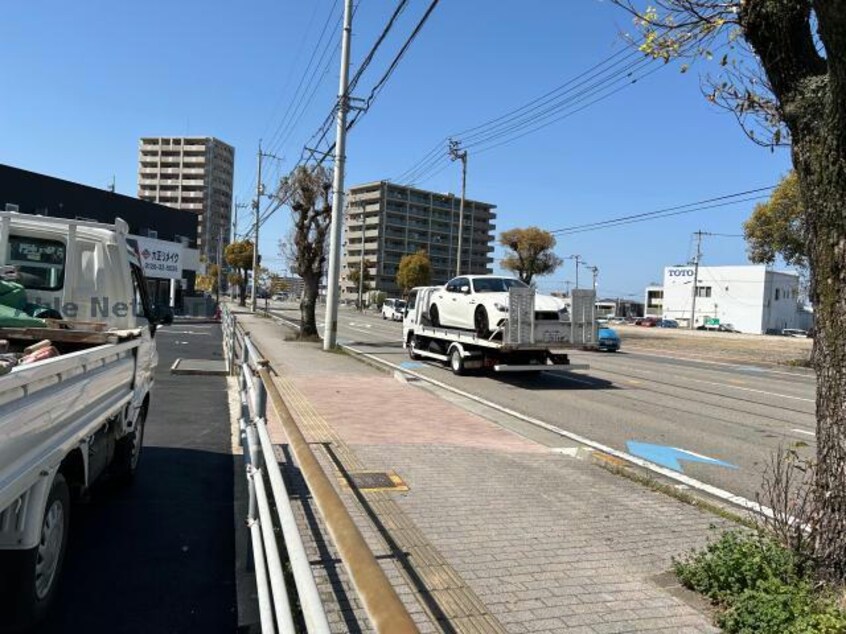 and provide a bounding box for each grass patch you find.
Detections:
[675,530,846,633]
[591,458,755,529]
